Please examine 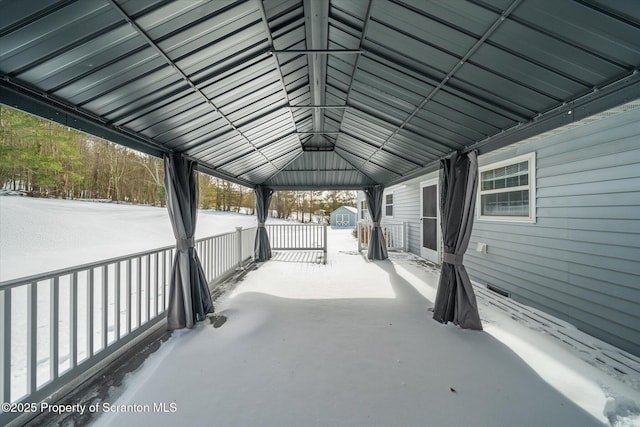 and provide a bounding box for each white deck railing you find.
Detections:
[357,220,407,252]
[0,226,257,424]
[266,224,328,264]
